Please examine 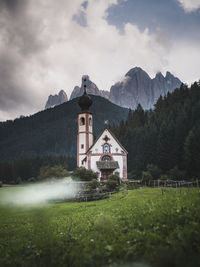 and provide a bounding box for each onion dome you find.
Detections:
[78,79,92,112]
